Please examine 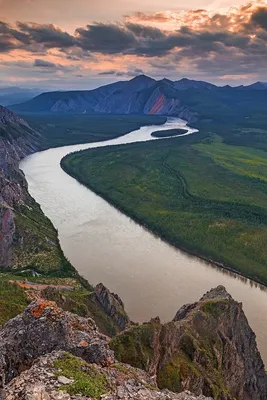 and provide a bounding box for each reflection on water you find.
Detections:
[20,118,267,366]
